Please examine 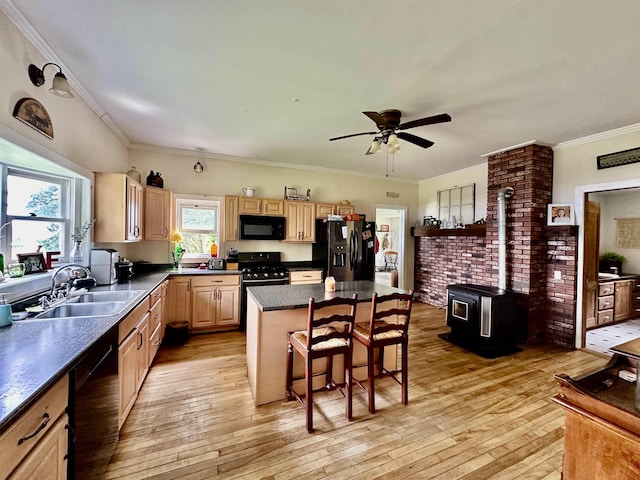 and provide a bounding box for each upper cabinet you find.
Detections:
[316,202,355,219]
[224,195,239,242]
[95,173,144,243]
[239,197,284,216]
[284,201,316,242]
[144,186,171,240]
